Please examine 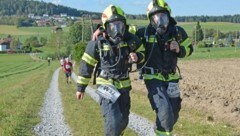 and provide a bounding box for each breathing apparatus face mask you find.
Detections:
[150,12,169,35]
[106,20,126,44]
